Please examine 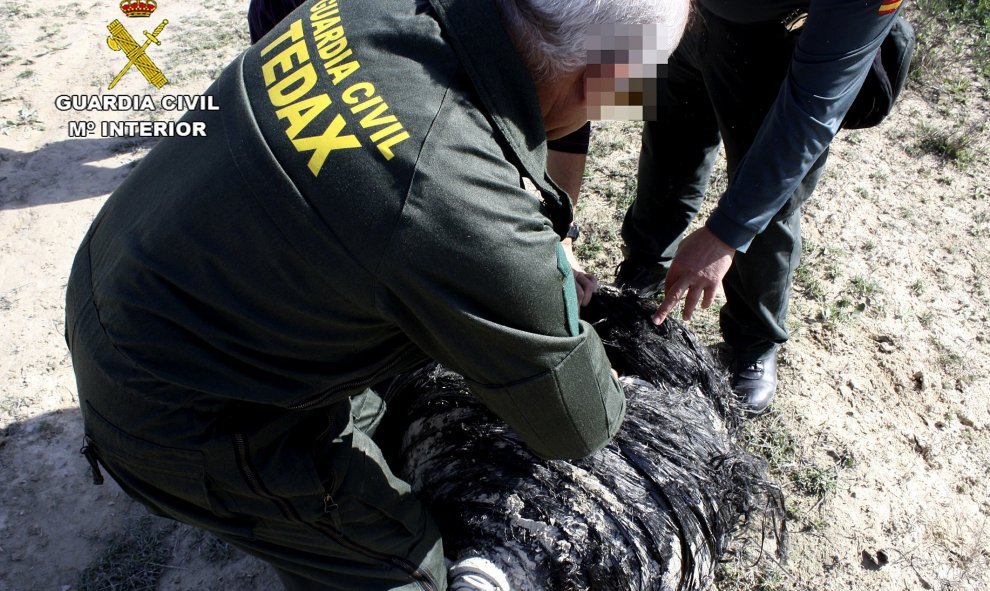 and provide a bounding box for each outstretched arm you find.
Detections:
[655,0,904,324]
[652,227,734,325]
